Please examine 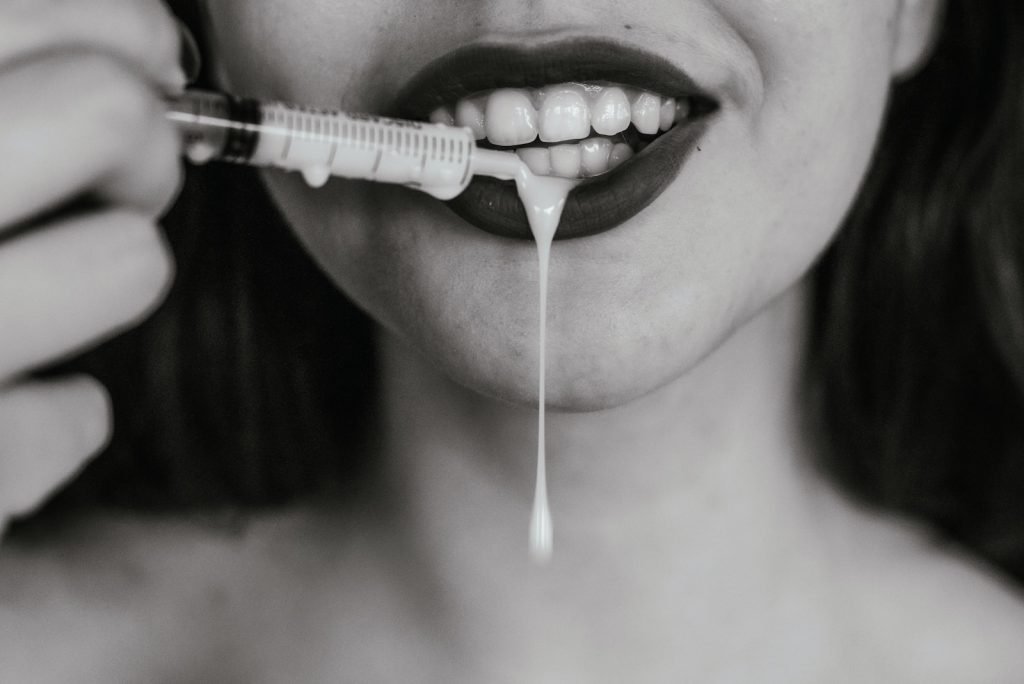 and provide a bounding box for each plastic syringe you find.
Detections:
[165,89,523,199]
